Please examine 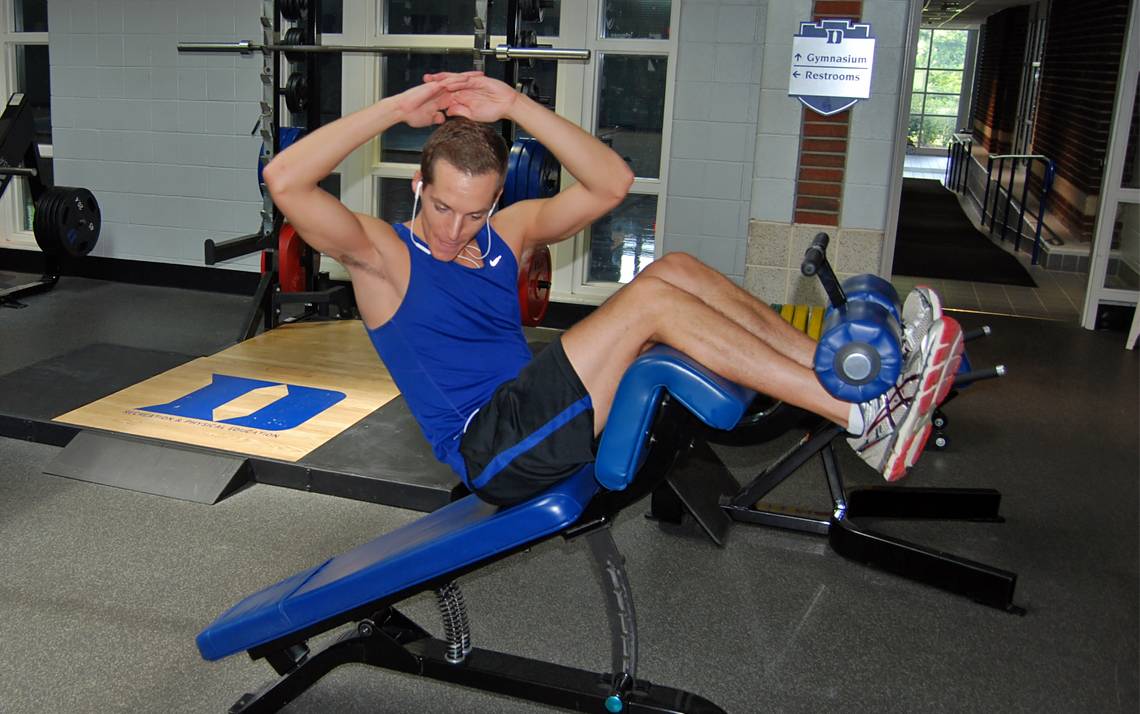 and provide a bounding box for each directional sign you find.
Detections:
[788,20,876,116]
